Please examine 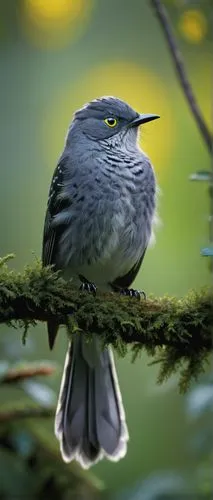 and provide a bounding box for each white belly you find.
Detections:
[64,225,145,290]
[62,187,152,288]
